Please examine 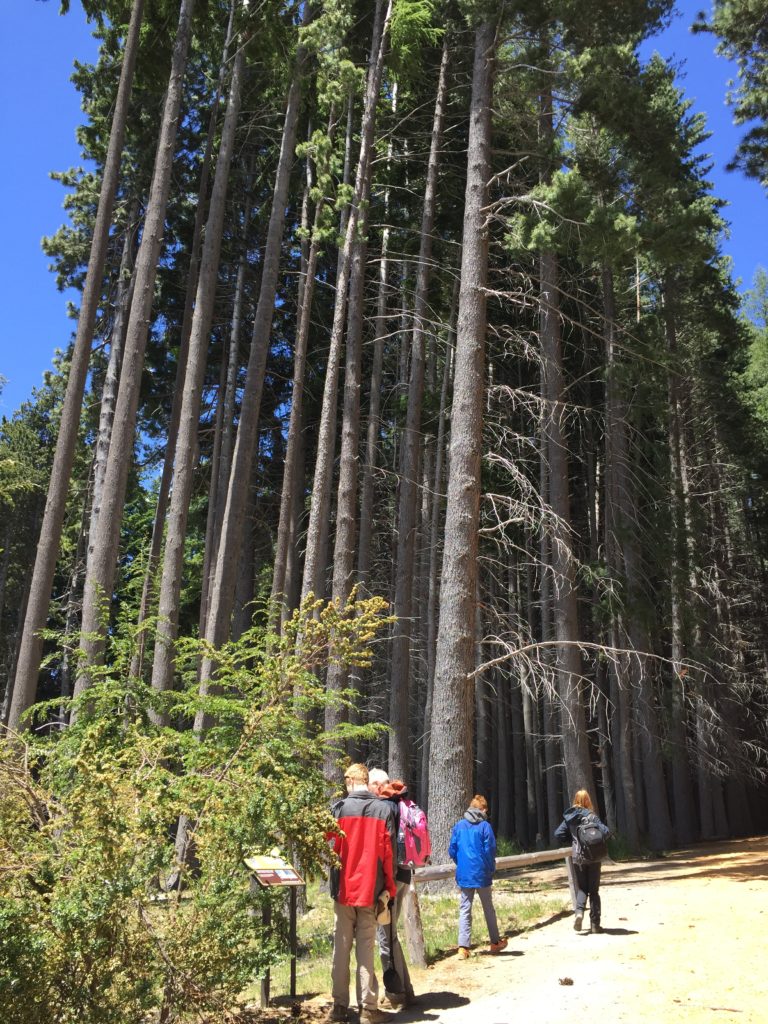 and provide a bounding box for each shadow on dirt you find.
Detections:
[397,991,470,1021]
[603,840,768,885]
